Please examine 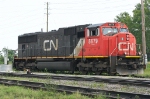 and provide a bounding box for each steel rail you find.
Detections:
[0,72,150,87]
[0,78,150,99]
